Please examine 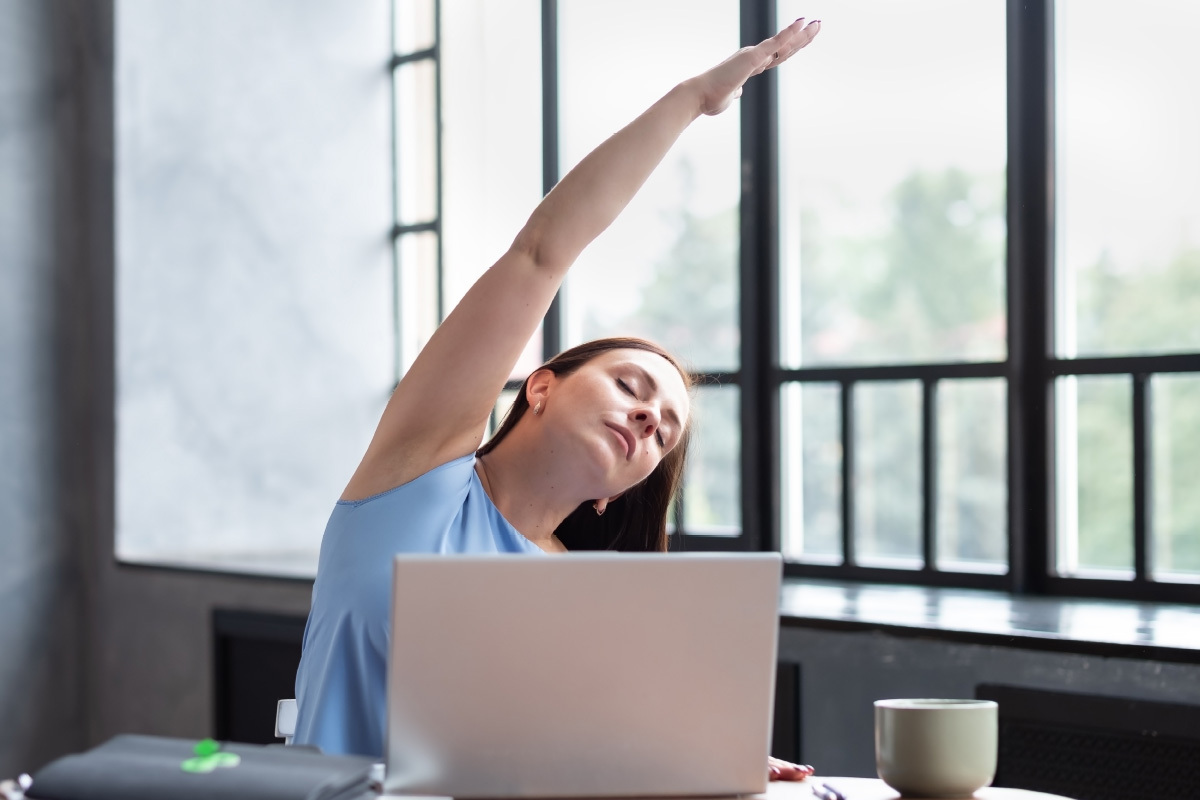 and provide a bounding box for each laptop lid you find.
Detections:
[384,552,782,798]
